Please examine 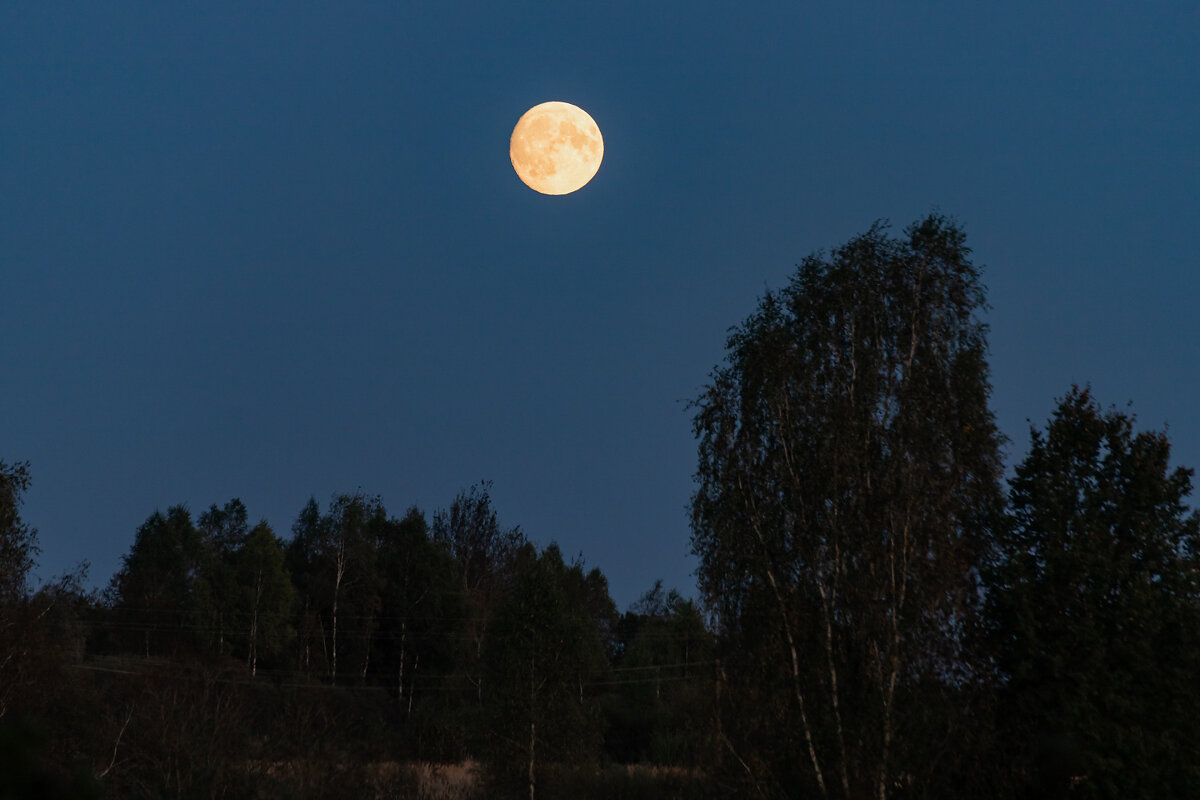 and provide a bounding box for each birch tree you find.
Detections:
[690,216,1004,799]
[0,461,37,604]
[286,494,384,685]
[194,499,248,658]
[235,522,295,677]
[376,507,463,716]
[432,482,525,704]
[481,543,609,800]
[0,460,39,721]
